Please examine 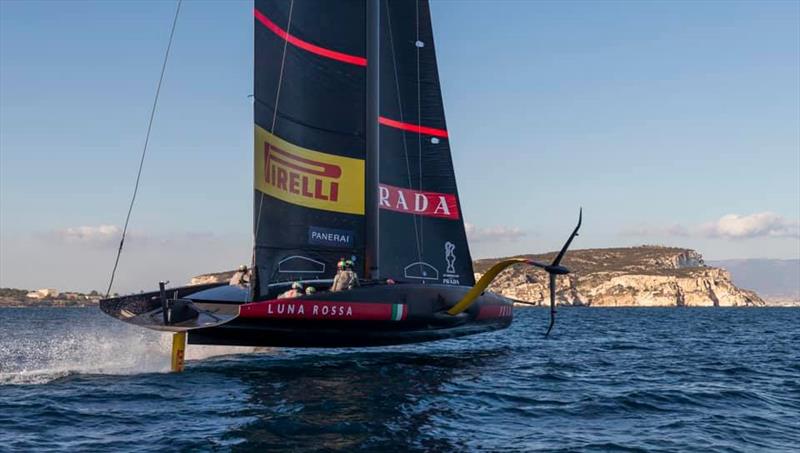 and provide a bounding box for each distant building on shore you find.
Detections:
[26,288,60,299]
